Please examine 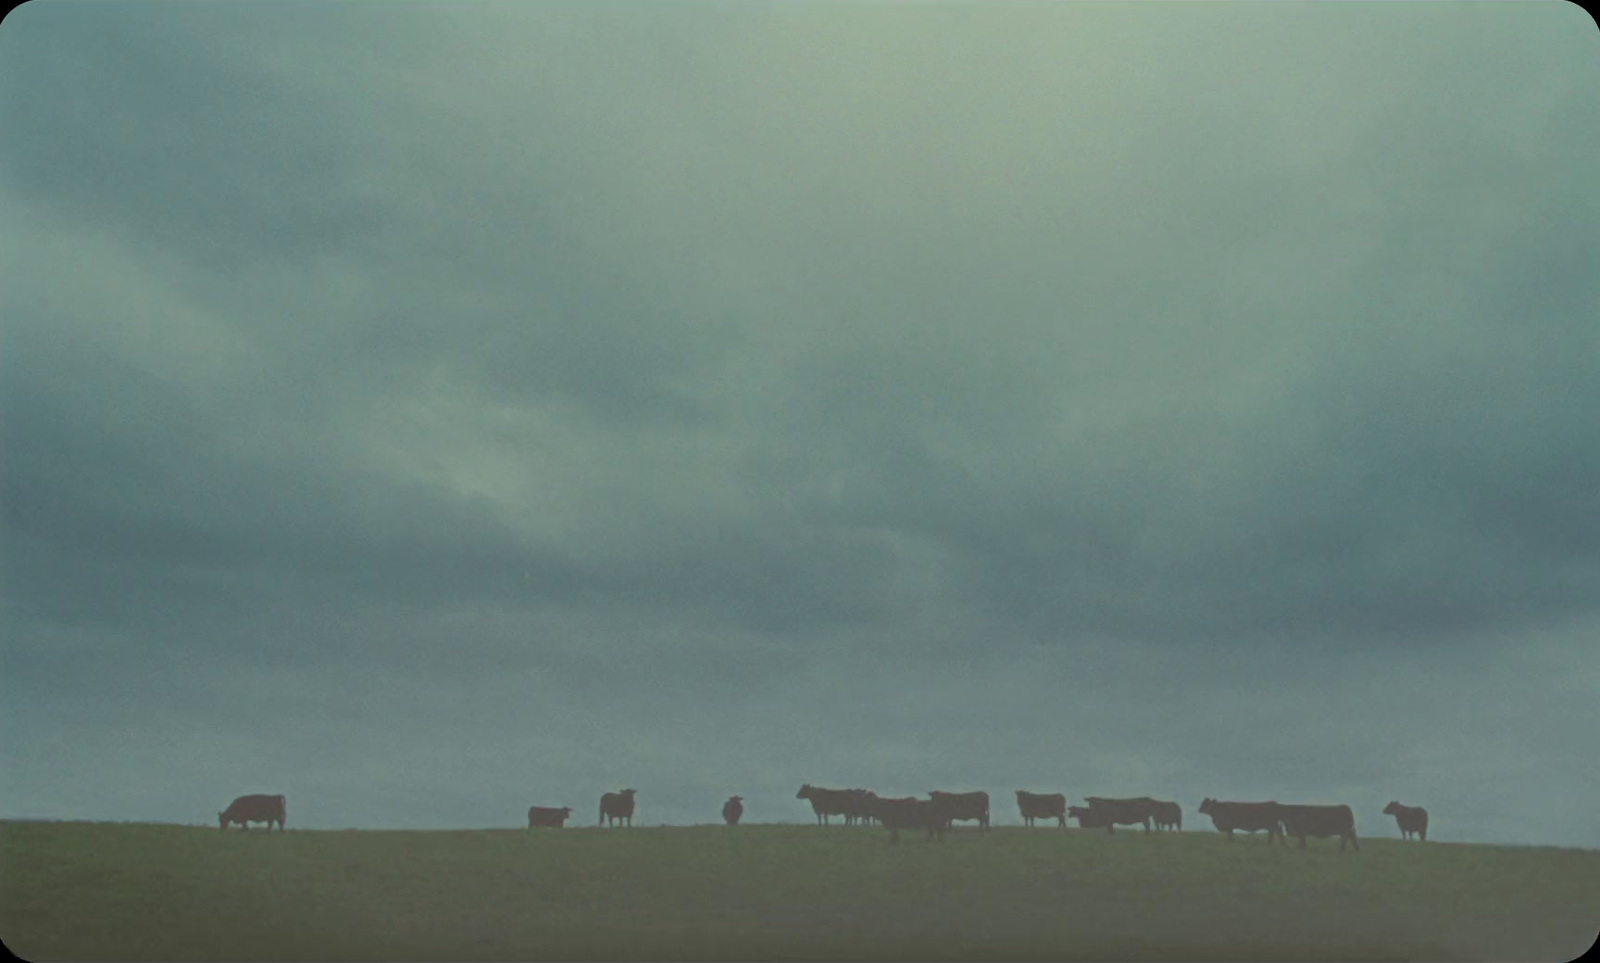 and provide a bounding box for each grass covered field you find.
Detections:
[2,820,1596,961]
